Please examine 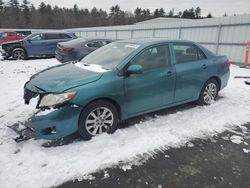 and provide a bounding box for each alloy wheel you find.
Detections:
[203,83,217,104]
[13,50,25,60]
[85,107,114,136]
